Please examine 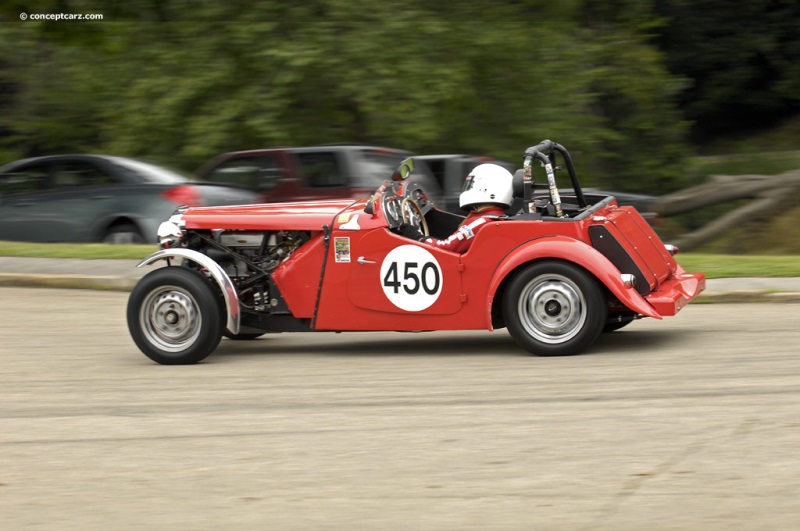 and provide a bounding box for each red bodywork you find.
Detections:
[179,199,355,232]
[179,194,705,332]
